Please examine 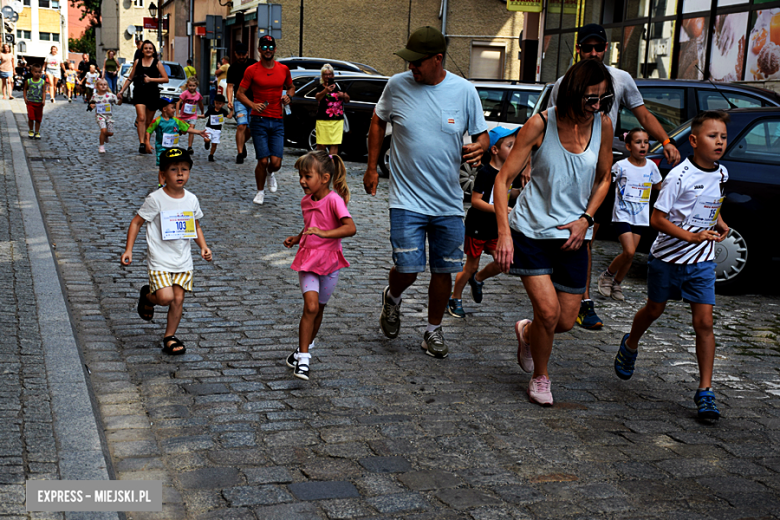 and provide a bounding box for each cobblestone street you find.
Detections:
[3,97,780,519]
